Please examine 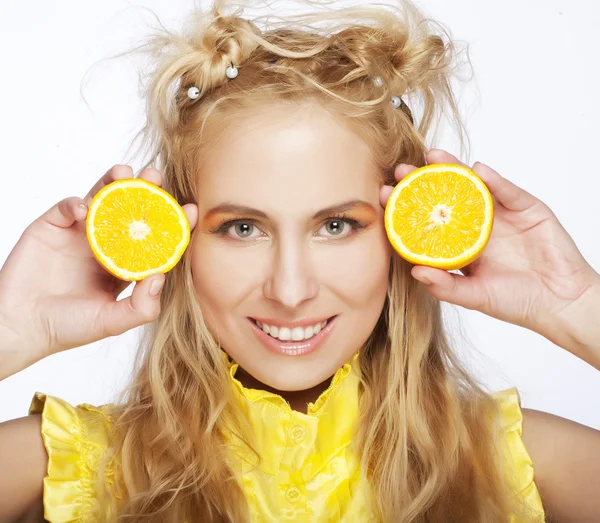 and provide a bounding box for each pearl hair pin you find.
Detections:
[373,75,404,110]
[226,64,239,79]
[187,63,240,100]
[187,86,200,100]
[391,95,403,109]
[187,67,405,112]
